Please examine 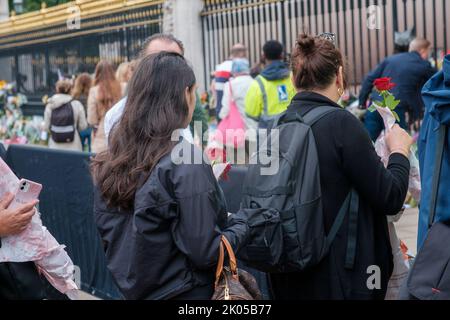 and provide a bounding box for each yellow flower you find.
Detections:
[0,80,6,90]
